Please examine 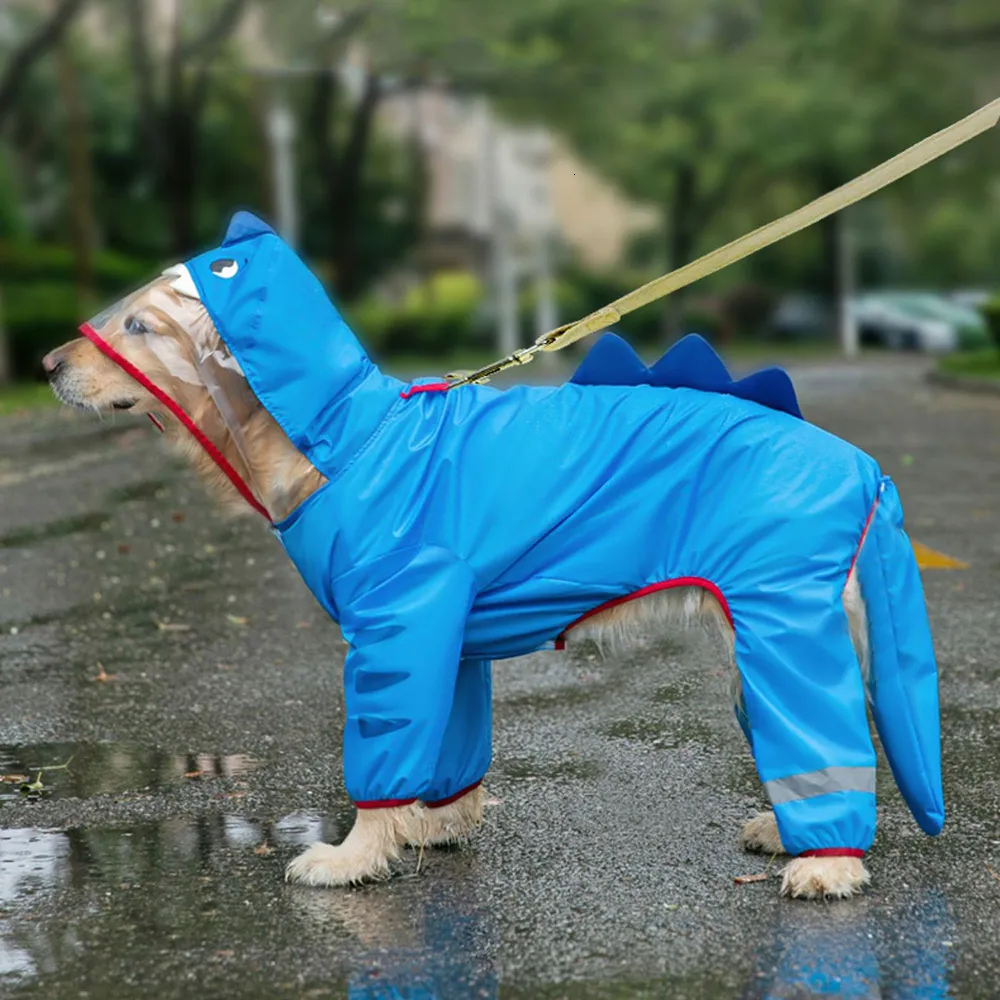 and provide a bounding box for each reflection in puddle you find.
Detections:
[289,880,499,1000]
[744,892,954,1000]
[0,742,257,802]
[0,812,957,997]
[0,812,333,985]
[0,828,70,979]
